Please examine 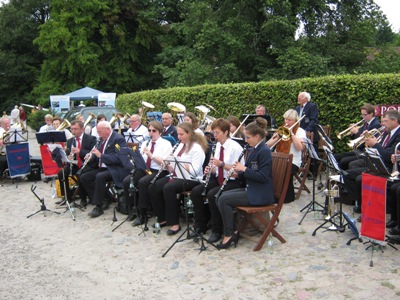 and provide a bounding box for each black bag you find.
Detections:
[27,163,42,182]
[117,193,129,215]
